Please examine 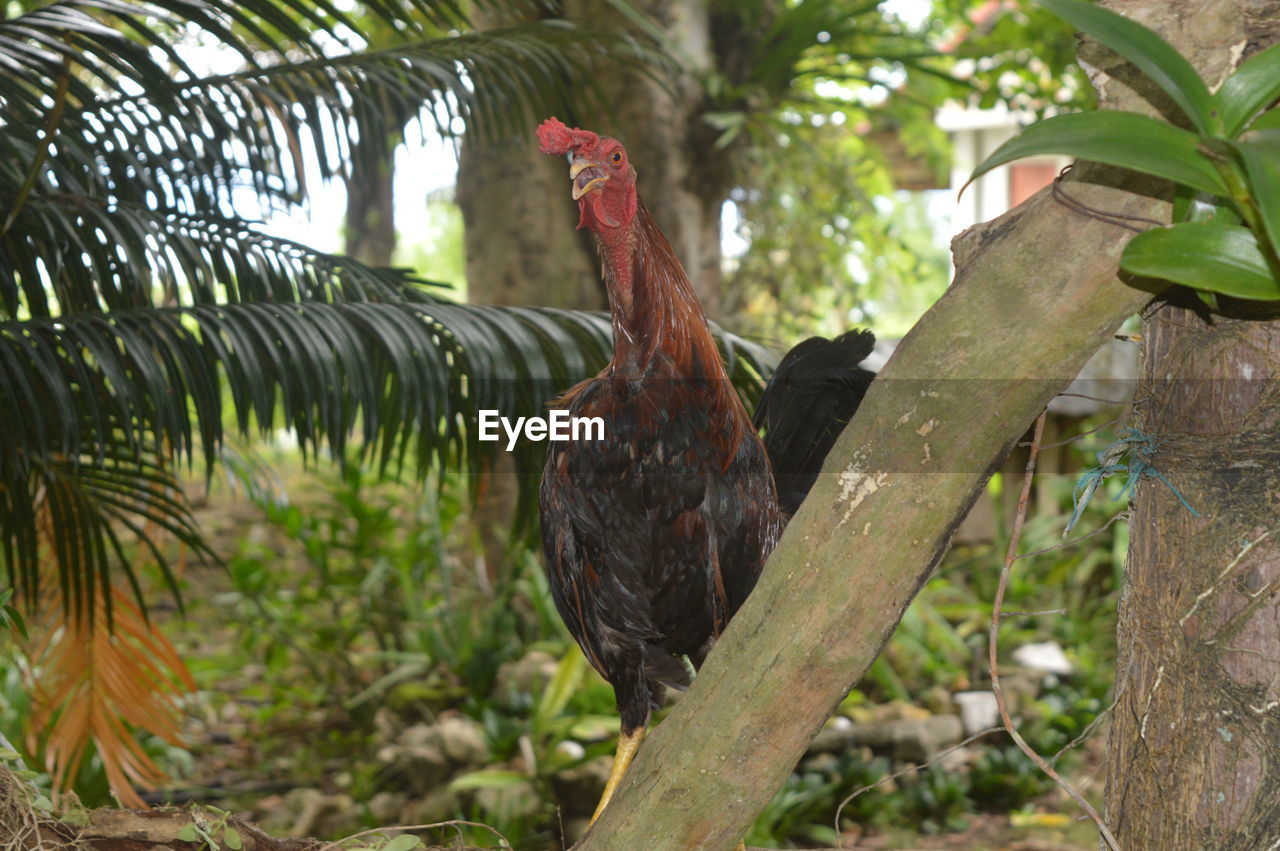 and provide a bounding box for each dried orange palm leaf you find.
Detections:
[24,584,194,809]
